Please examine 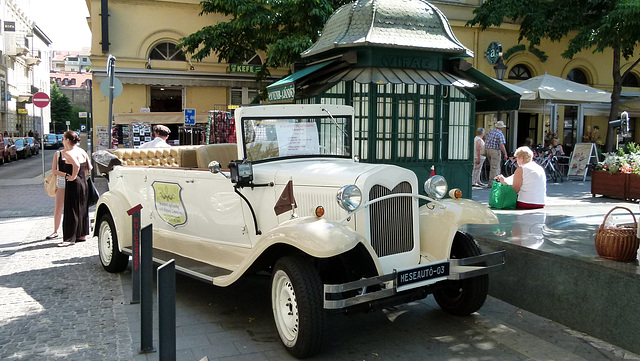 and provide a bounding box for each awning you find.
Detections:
[454,67,522,112]
[267,61,336,102]
[318,67,475,87]
[114,112,210,125]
